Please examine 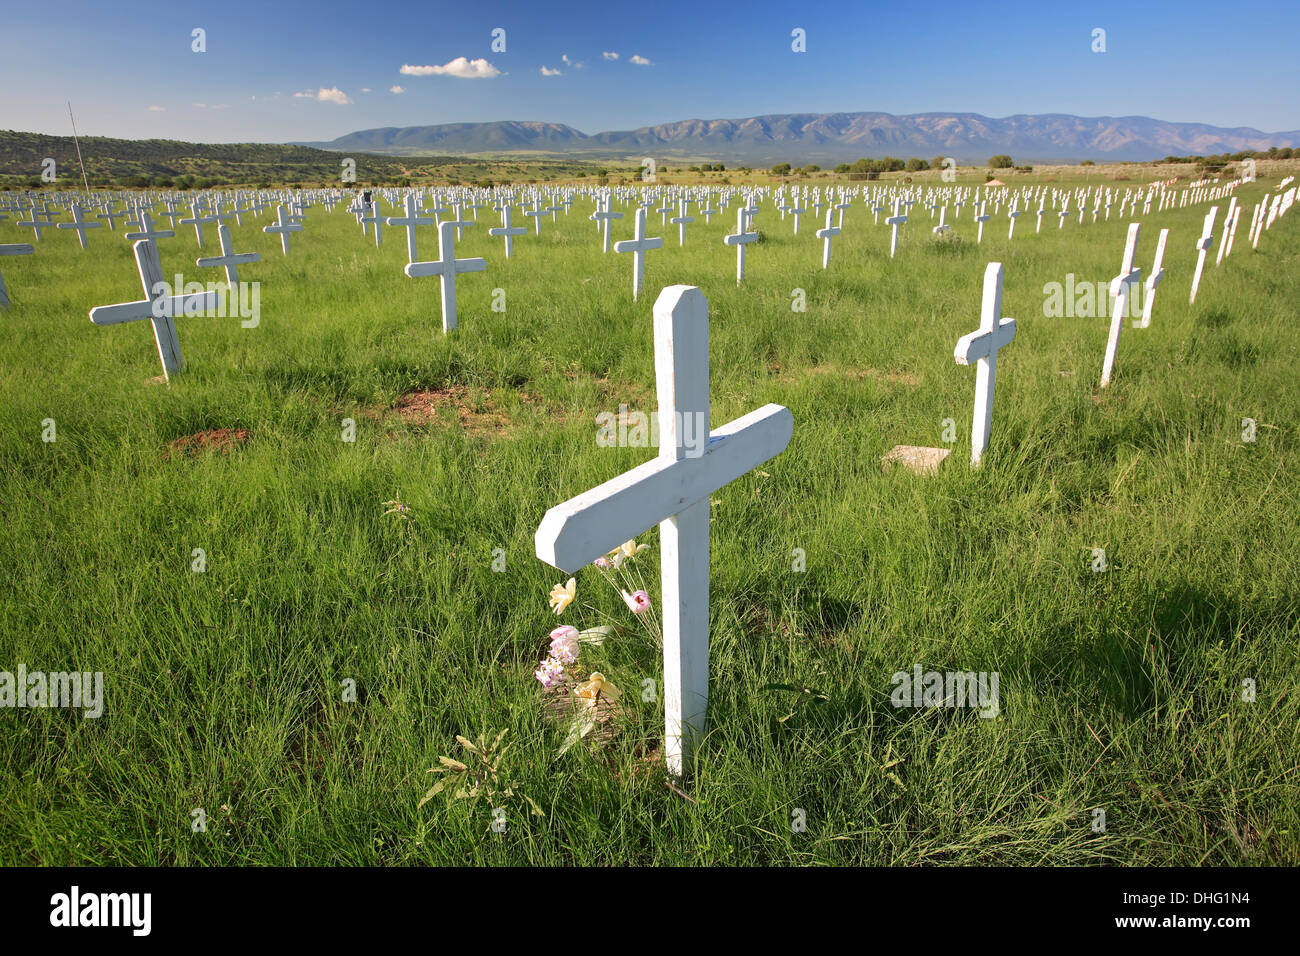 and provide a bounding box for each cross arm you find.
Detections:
[954,318,1016,364]
[535,403,793,573]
